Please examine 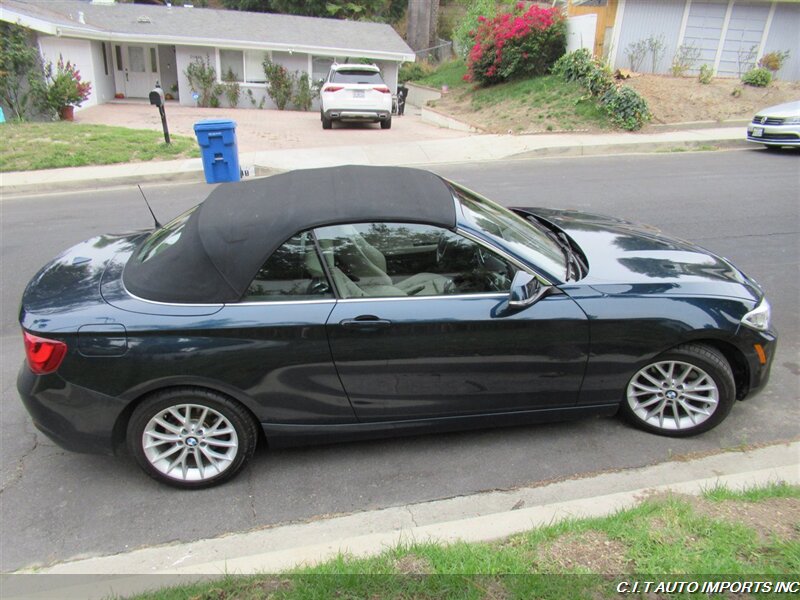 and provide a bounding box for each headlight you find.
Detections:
[742,298,771,331]
[785,116,800,125]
